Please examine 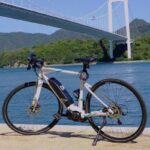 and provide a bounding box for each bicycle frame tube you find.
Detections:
[32,67,79,104]
[78,81,84,109]
[32,72,63,106]
[78,81,109,109]
[32,66,111,117]
[42,67,79,75]
[32,74,44,105]
[84,82,109,108]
